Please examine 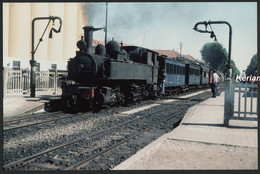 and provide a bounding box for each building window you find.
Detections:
[51,64,57,70]
[35,63,40,71]
[13,61,20,70]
